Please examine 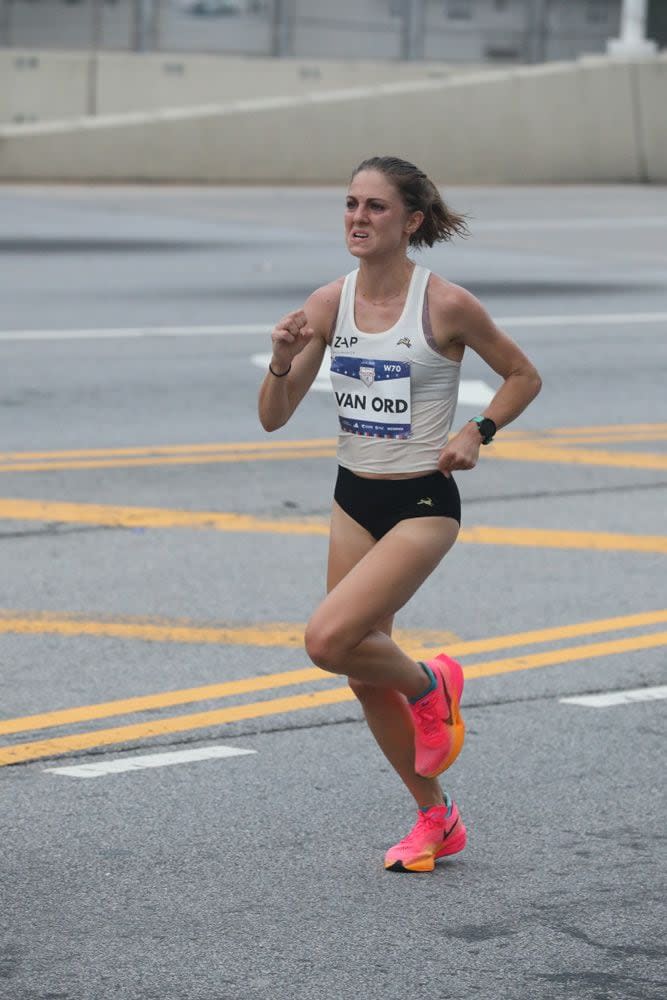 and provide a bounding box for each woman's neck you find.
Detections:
[356,257,415,305]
